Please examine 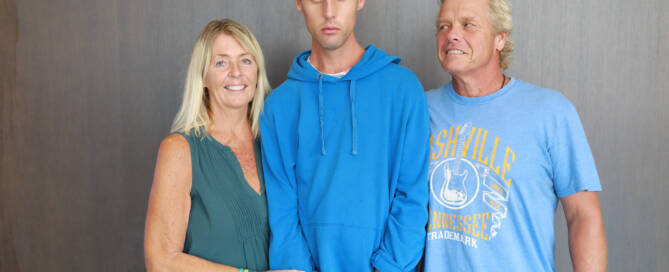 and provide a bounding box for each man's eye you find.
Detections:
[438,25,449,30]
[464,23,474,27]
